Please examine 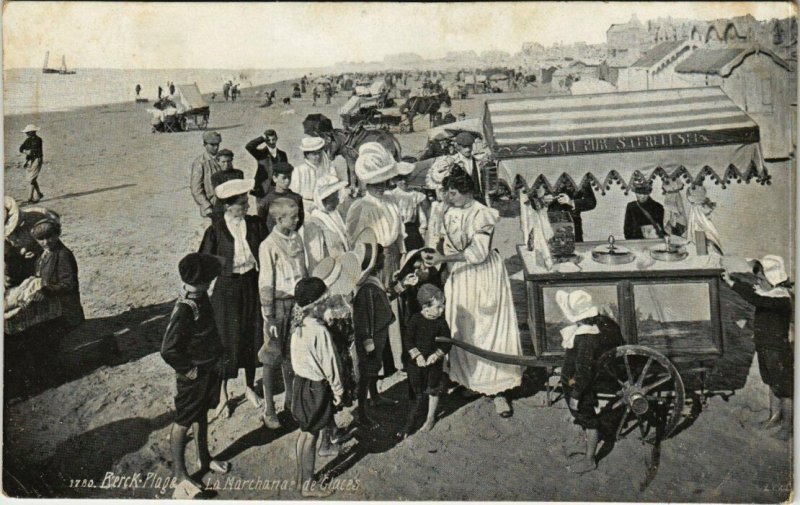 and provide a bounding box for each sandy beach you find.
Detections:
[2,79,792,501]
